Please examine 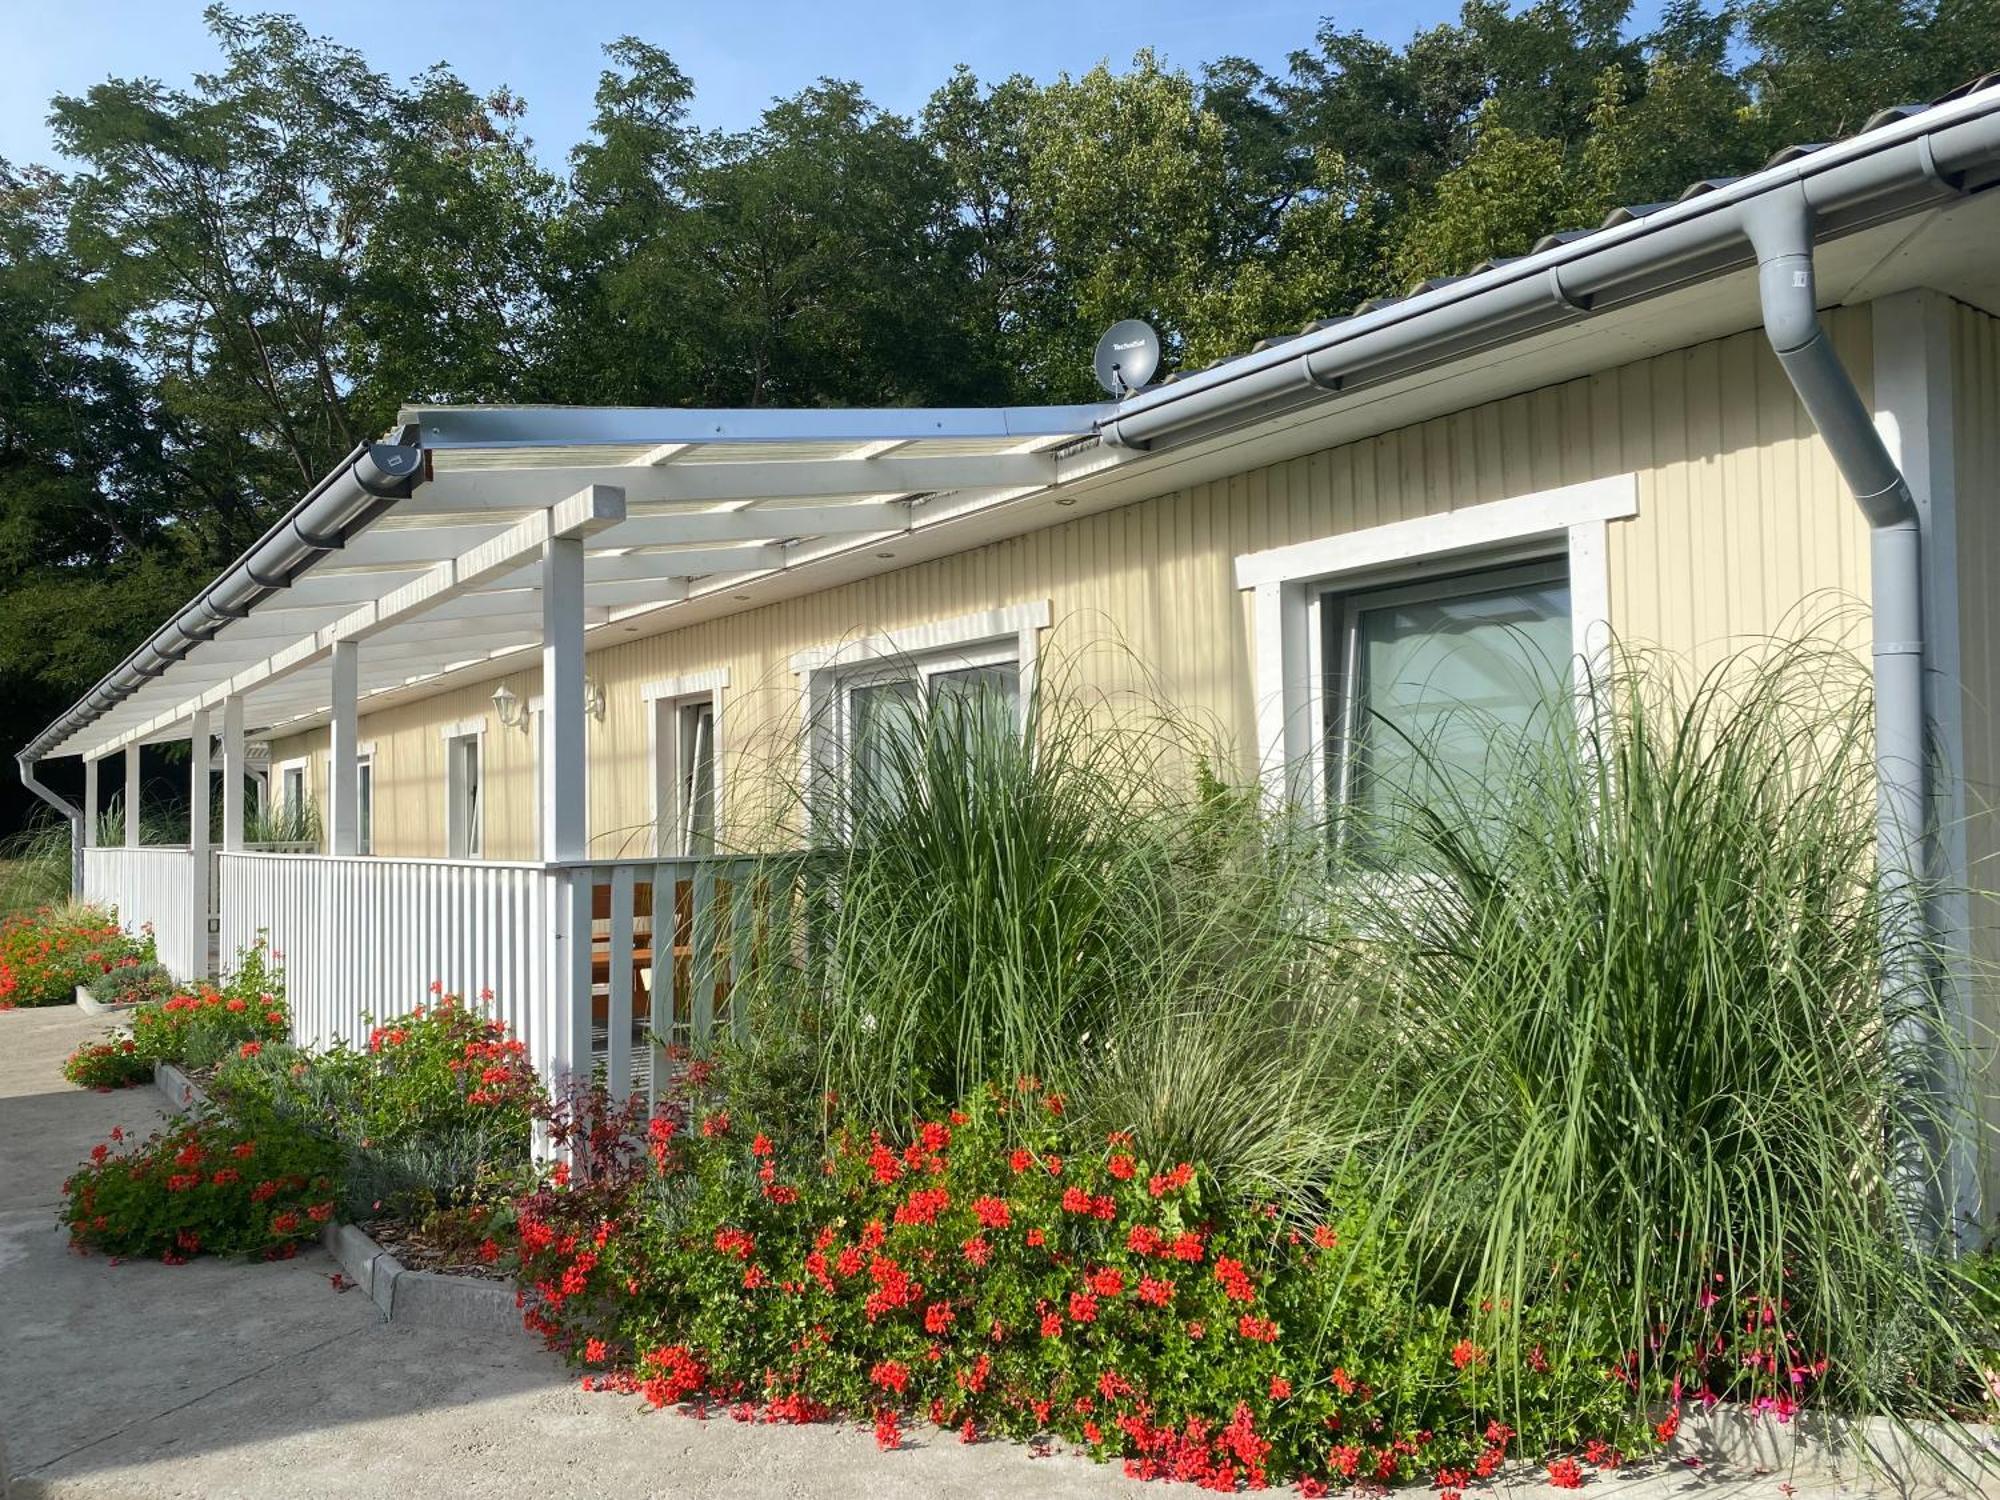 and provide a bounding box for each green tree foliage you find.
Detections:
[3,0,1994,824]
